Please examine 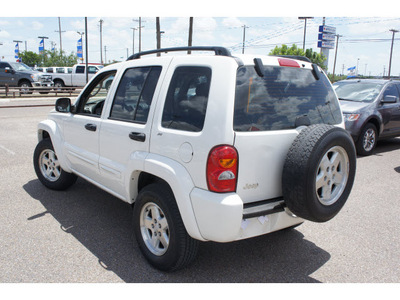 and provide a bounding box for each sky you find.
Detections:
[1,1,400,77]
